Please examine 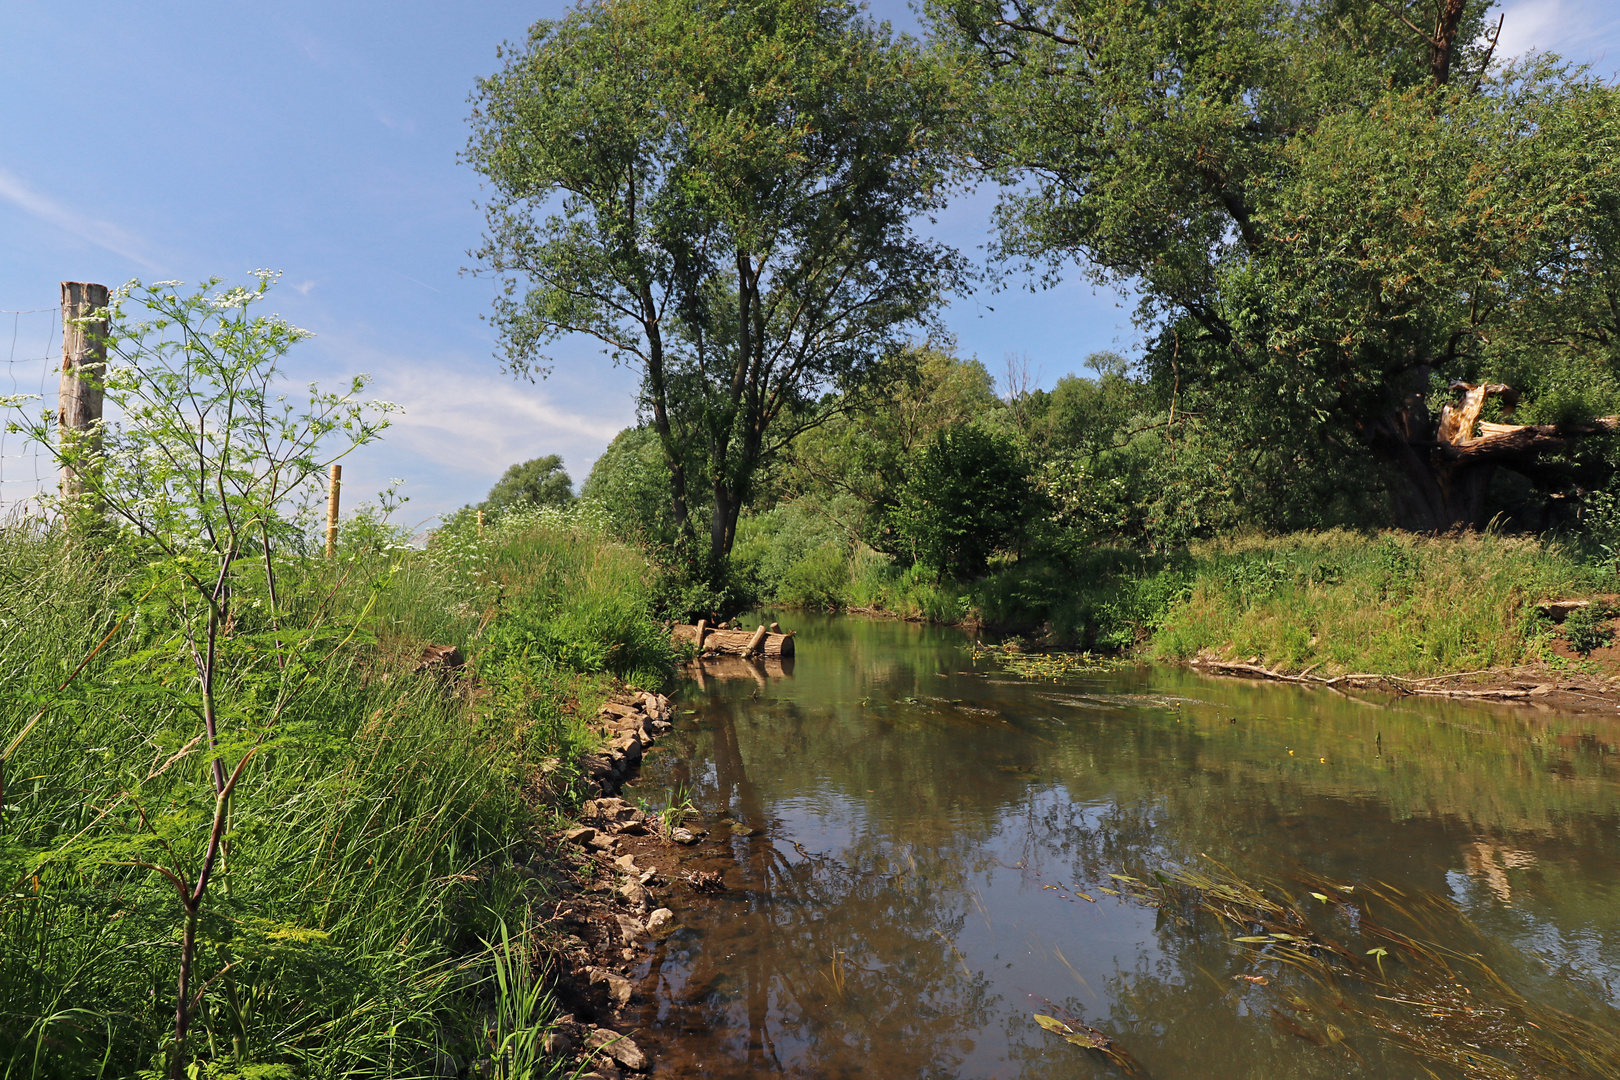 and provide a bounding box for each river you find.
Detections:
[625,613,1620,1079]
